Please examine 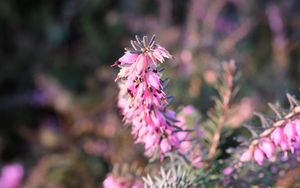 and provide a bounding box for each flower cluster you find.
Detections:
[114,35,197,158]
[240,107,300,165]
